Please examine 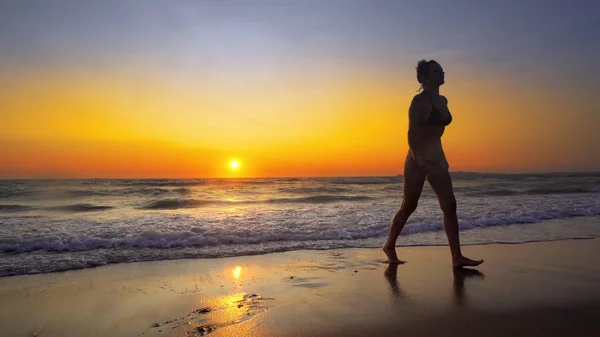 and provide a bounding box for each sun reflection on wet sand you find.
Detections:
[233,266,243,280]
[163,292,274,336]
